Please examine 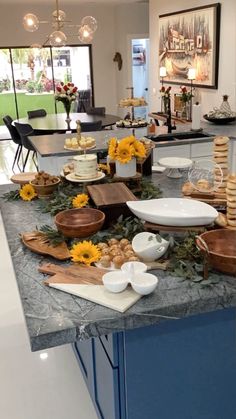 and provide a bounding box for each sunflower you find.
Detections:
[108,137,118,160]
[70,241,101,265]
[116,142,133,164]
[19,184,37,201]
[72,193,89,208]
[121,135,136,147]
[98,163,111,174]
[132,140,147,158]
